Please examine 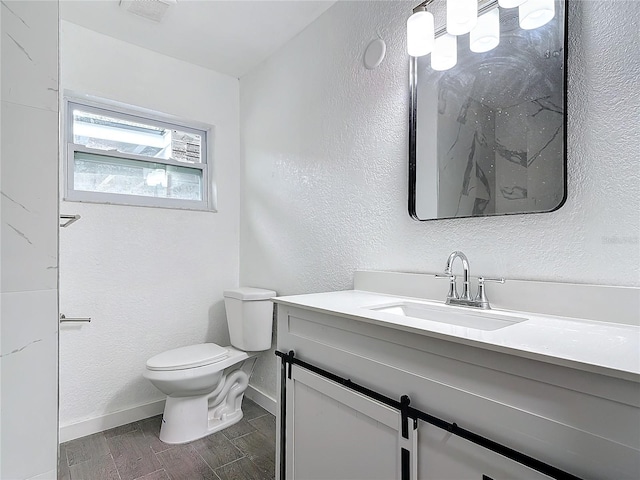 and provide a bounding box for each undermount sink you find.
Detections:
[365,301,527,331]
